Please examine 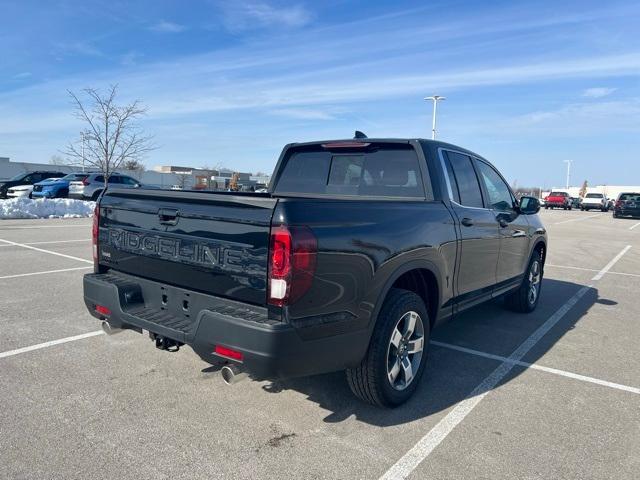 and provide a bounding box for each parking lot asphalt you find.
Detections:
[0,210,638,479]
